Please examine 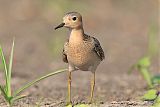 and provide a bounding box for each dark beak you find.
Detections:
[54,23,65,30]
